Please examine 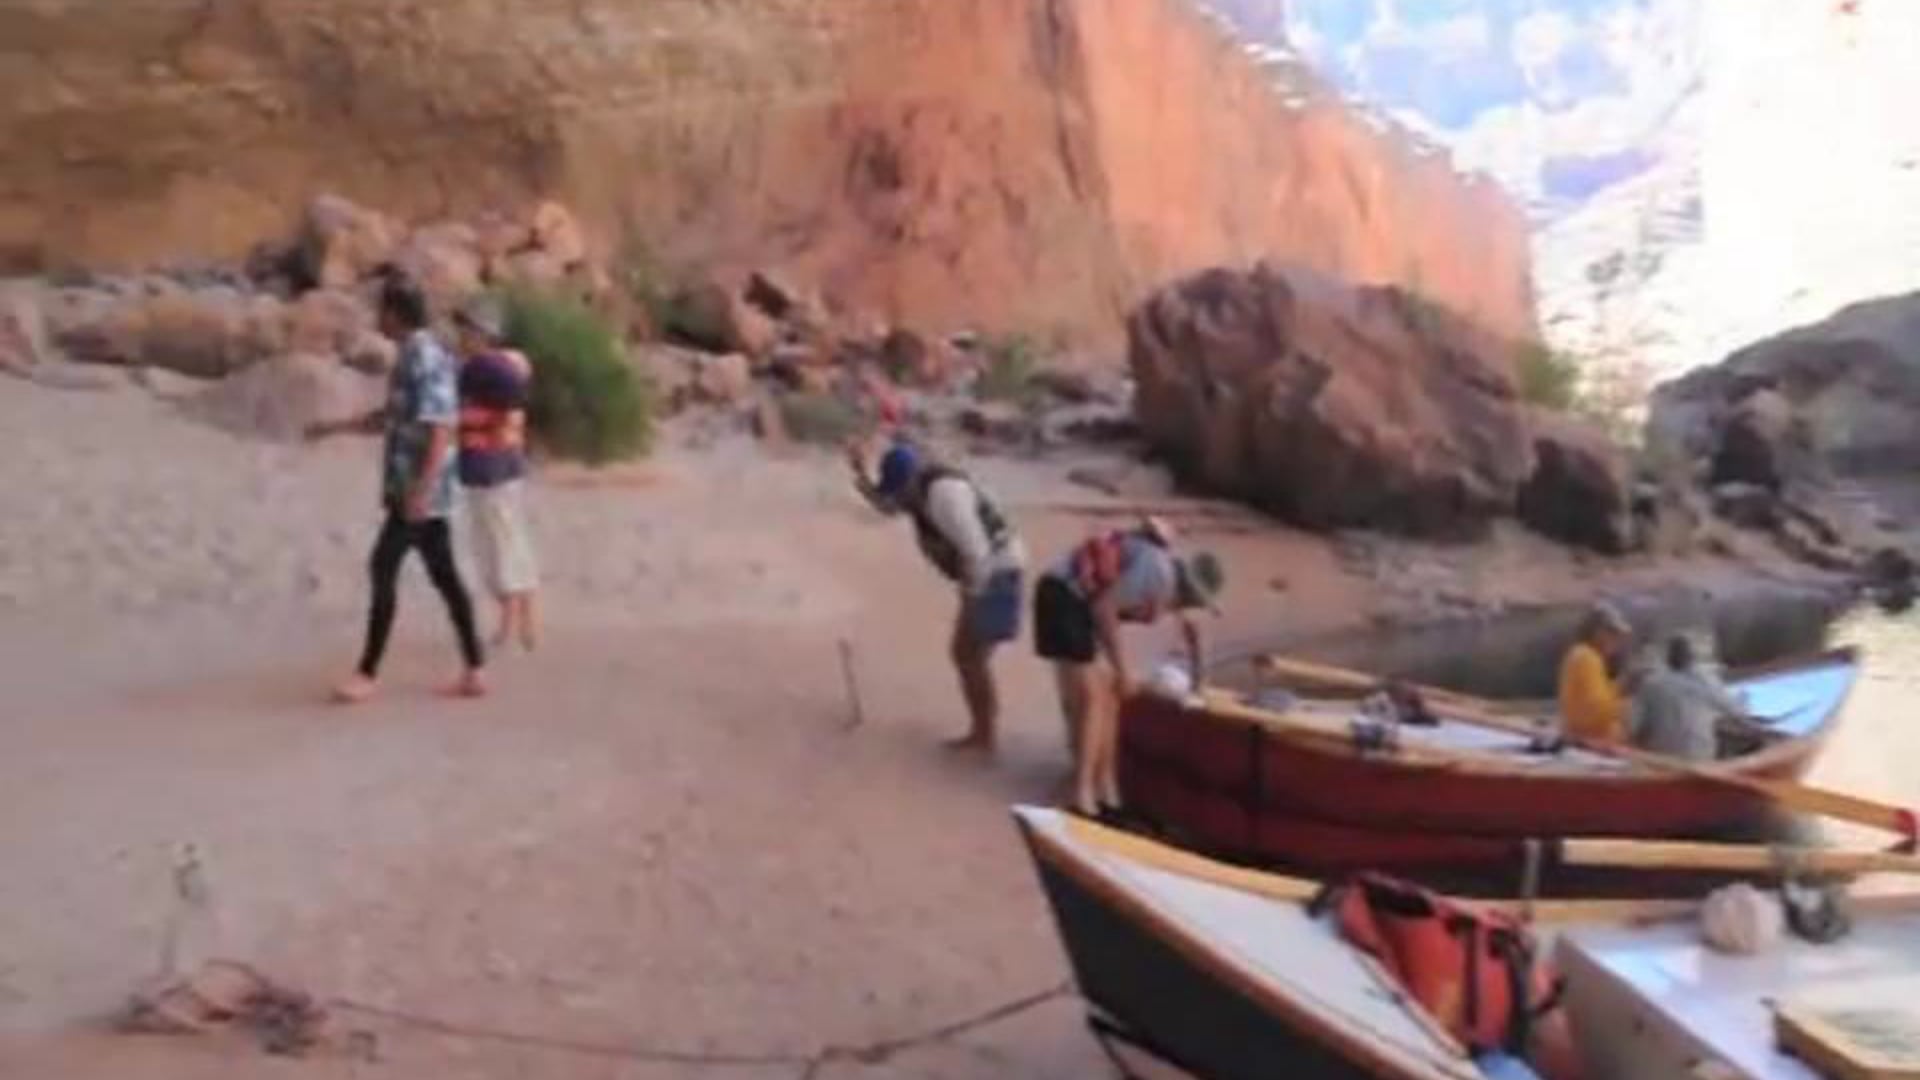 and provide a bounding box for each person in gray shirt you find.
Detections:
[1628,636,1749,761]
